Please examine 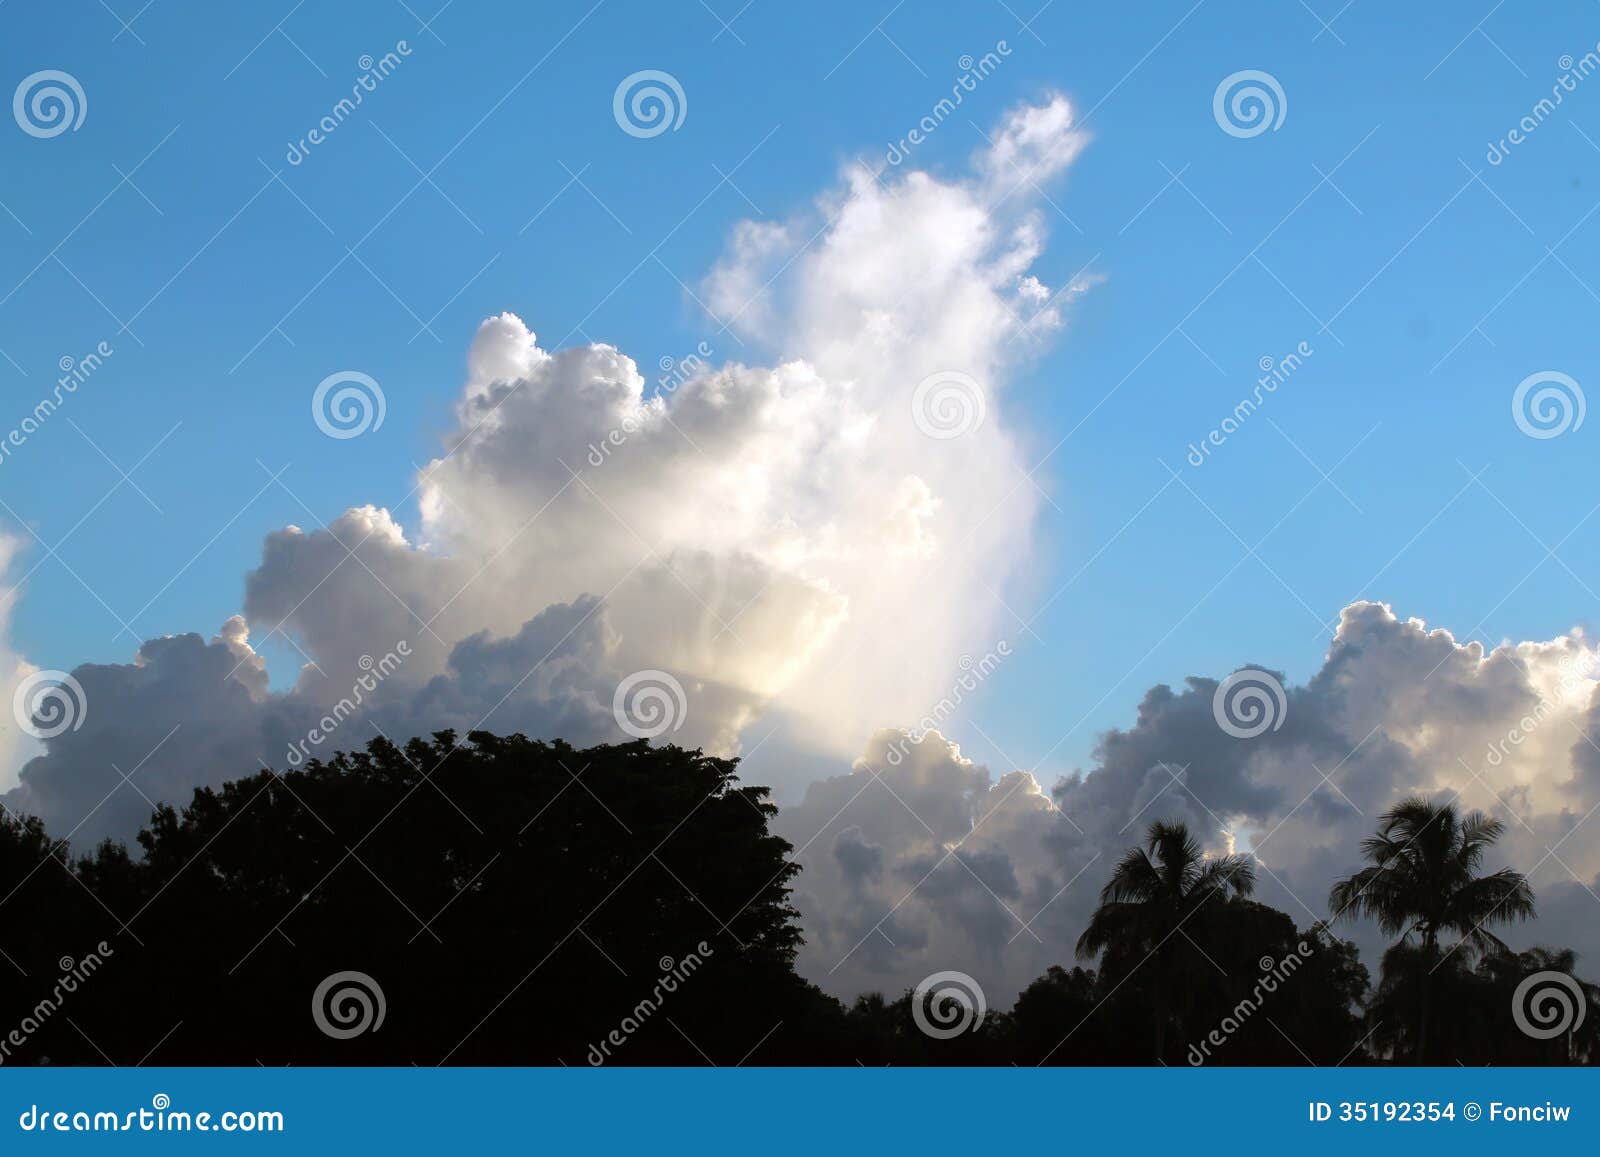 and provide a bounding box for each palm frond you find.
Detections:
[1099,846,1162,905]
[1443,868,1536,934]
[1076,900,1146,959]
[1192,854,1255,899]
